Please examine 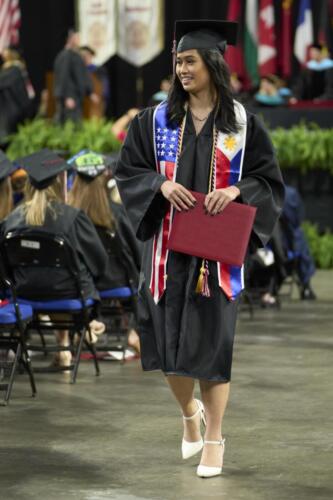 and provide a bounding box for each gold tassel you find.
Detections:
[195,261,206,294]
